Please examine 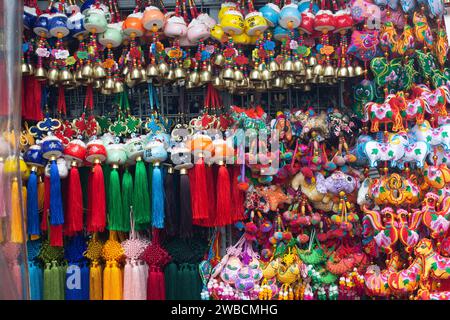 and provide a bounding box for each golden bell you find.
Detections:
[174,67,185,80]
[185,81,196,90]
[305,67,313,81]
[236,78,248,88]
[205,64,213,73]
[189,71,200,84]
[48,68,60,82]
[272,77,285,89]
[285,75,295,85]
[22,63,30,75]
[212,76,224,89]
[104,77,115,90]
[75,69,84,82]
[265,80,273,90]
[113,81,124,93]
[337,66,349,78]
[146,64,160,78]
[93,64,107,79]
[34,67,47,81]
[222,67,234,81]
[268,60,280,73]
[93,80,103,89]
[130,67,142,81]
[122,65,129,77]
[354,65,364,76]
[261,69,273,81]
[323,64,335,78]
[281,60,294,73]
[304,84,312,92]
[125,73,136,88]
[167,68,175,81]
[214,54,225,66]
[28,64,35,76]
[249,69,262,82]
[313,64,324,76]
[258,63,266,71]
[81,64,93,79]
[311,76,318,84]
[347,65,355,77]
[308,56,317,67]
[233,69,244,81]
[200,70,212,83]
[59,69,73,82]
[101,87,112,95]
[319,76,326,83]
[140,68,148,84]
[83,77,94,85]
[294,60,305,74]
[158,62,170,76]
